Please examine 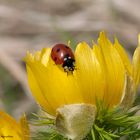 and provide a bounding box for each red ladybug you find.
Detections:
[51,44,75,72]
